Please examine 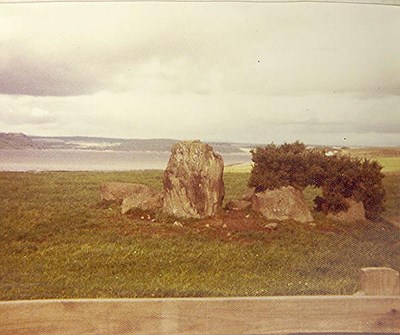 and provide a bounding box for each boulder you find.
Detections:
[225,199,252,211]
[252,186,313,223]
[327,199,366,222]
[121,188,163,214]
[100,182,152,203]
[162,140,225,219]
